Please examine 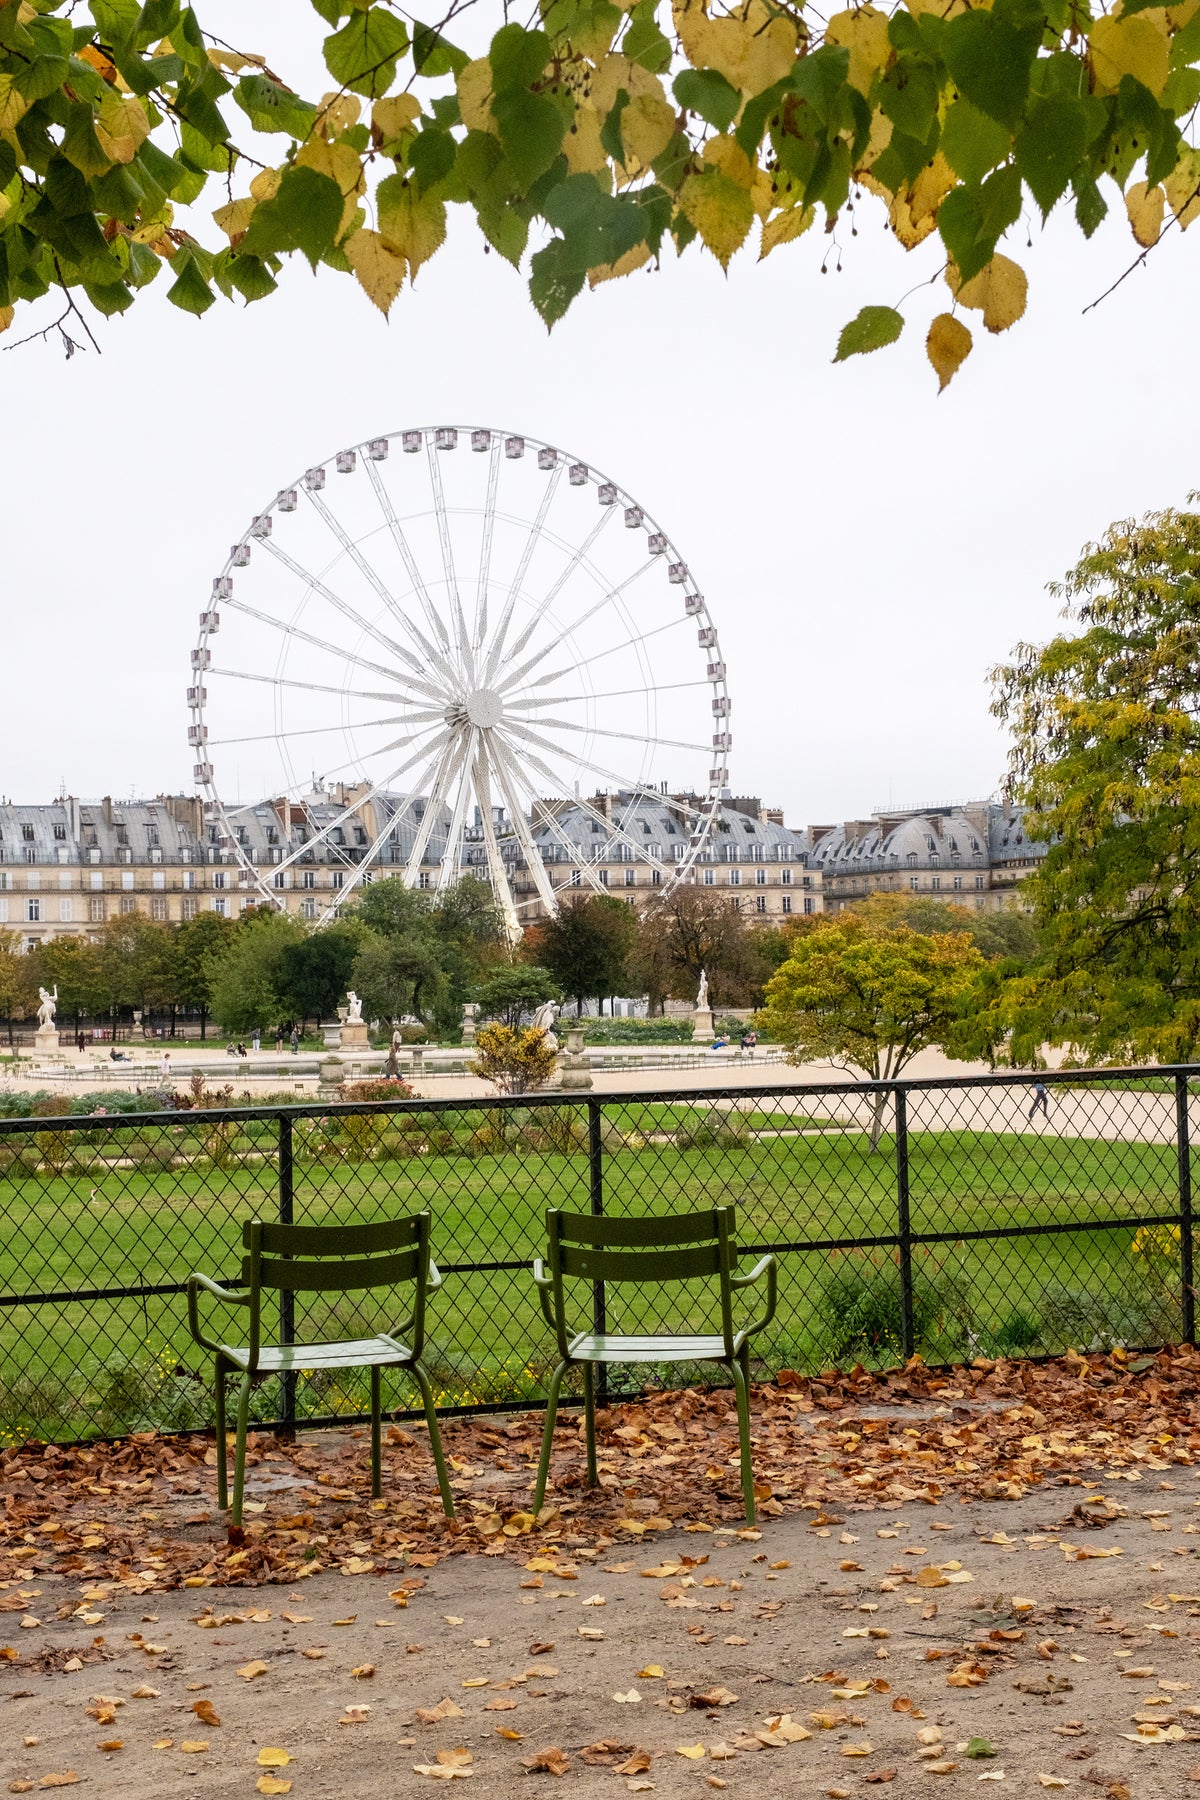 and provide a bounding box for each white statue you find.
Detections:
[36,985,57,1029]
[531,998,559,1052]
[345,990,363,1024]
[695,968,709,1012]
